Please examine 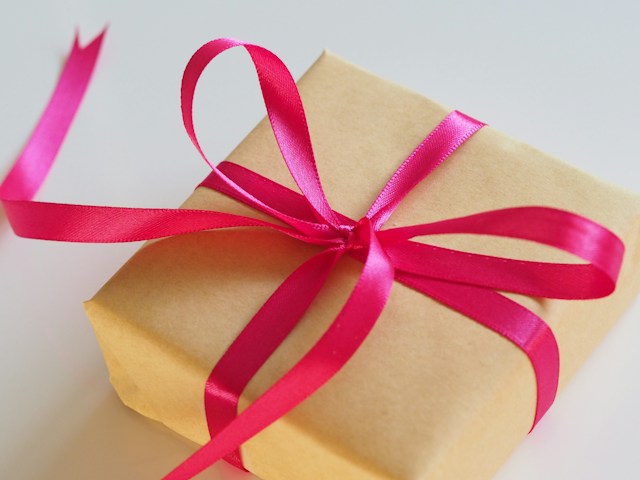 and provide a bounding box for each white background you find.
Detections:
[1,1,639,479]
